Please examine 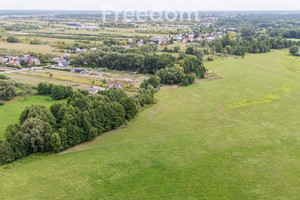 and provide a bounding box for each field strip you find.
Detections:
[60,123,240,155]
[226,84,290,109]
[182,88,242,125]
